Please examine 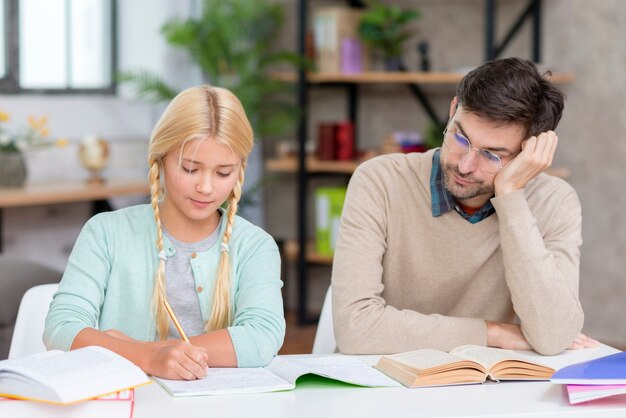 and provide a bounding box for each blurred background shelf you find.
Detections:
[272,71,575,85]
